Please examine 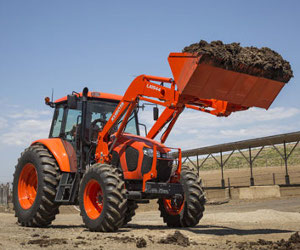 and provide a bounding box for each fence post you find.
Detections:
[6,183,10,208]
[8,182,12,203]
[273,173,276,185]
[3,184,8,207]
[227,177,231,199]
[283,142,290,185]
[0,184,3,205]
[220,151,225,188]
[249,147,255,186]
